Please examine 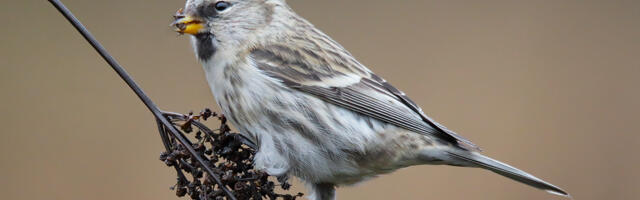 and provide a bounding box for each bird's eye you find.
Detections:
[214,1,231,11]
